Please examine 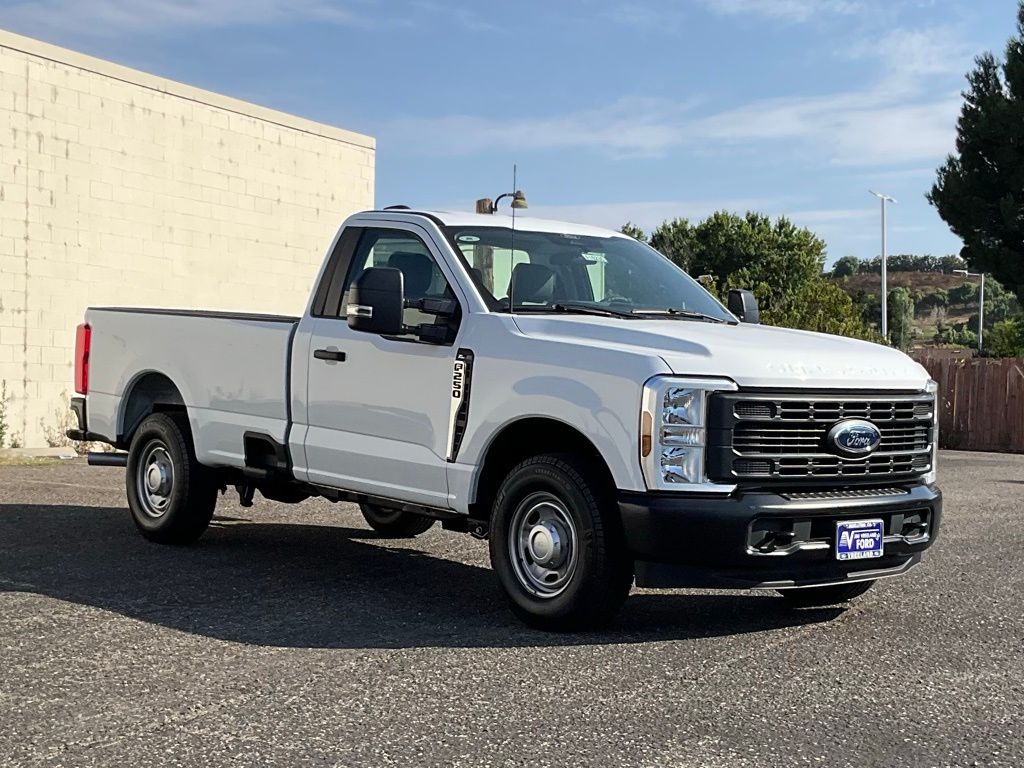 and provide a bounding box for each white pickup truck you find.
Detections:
[68,208,942,629]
